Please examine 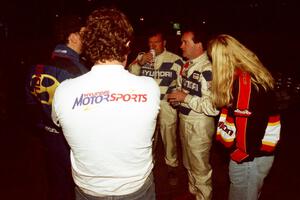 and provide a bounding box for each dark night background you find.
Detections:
[1,0,299,79]
[0,0,299,199]
[1,0,299,66]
